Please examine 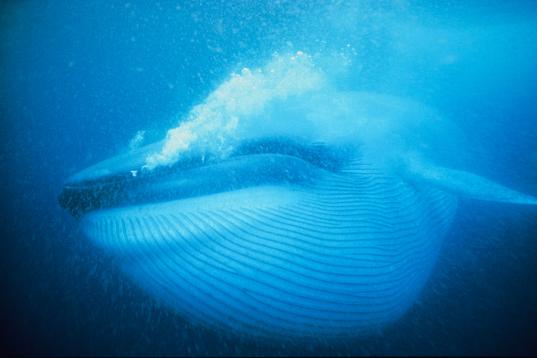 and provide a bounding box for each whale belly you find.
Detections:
[80,158,457,337]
